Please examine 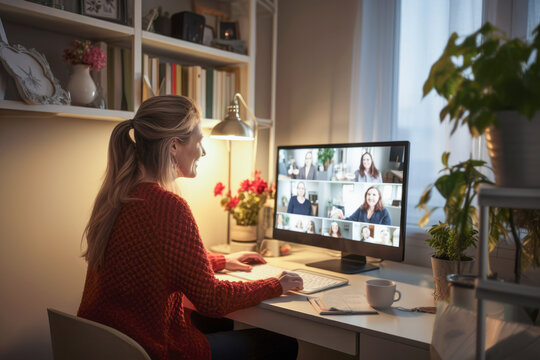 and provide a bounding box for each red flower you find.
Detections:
[239,179,251,193]
[252,177,268,195]
[225,196,240,210]
[214,182,225,196]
